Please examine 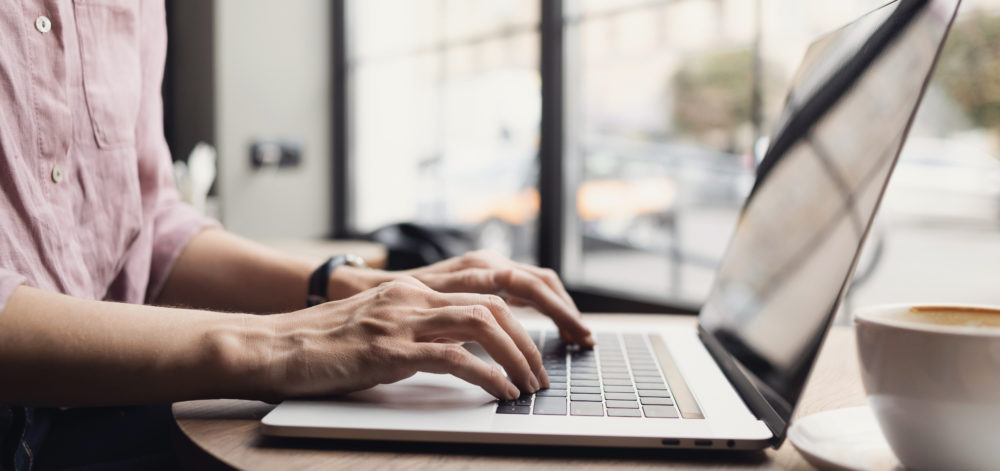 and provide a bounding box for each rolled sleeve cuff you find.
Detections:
[0,268,26,313]
[146,202,221,303]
